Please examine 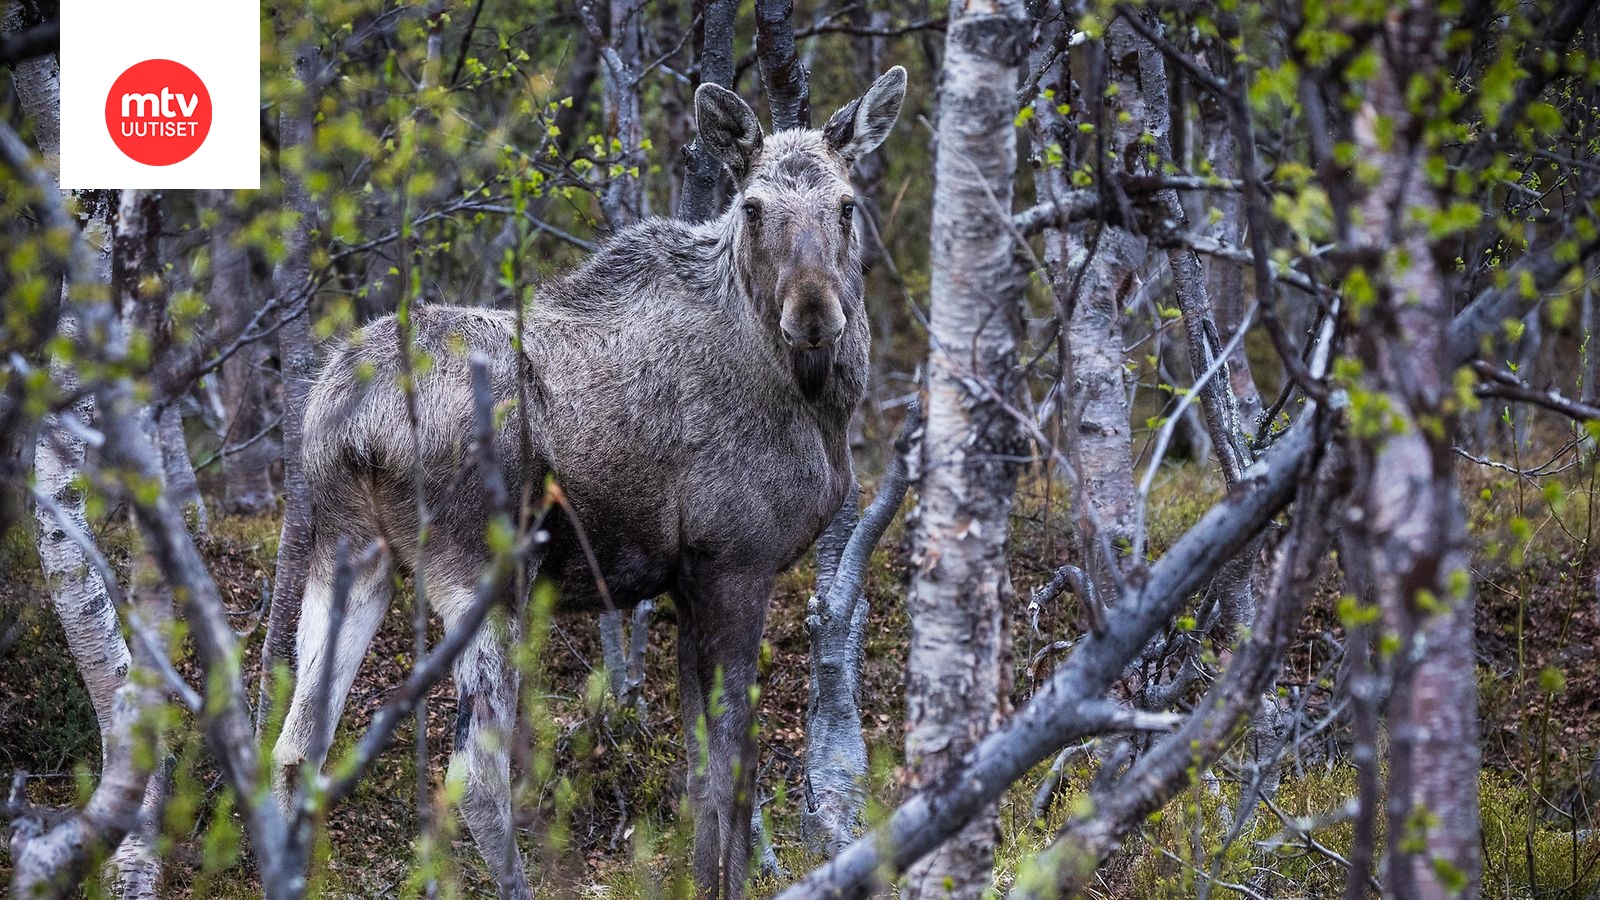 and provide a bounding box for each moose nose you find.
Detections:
[782,320,843,350]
